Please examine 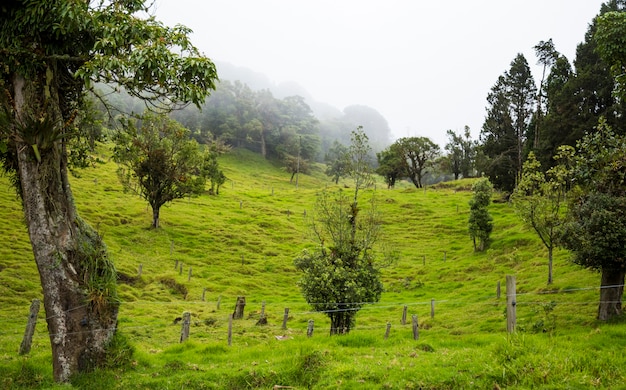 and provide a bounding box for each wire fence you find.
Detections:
[1,281,619,348]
